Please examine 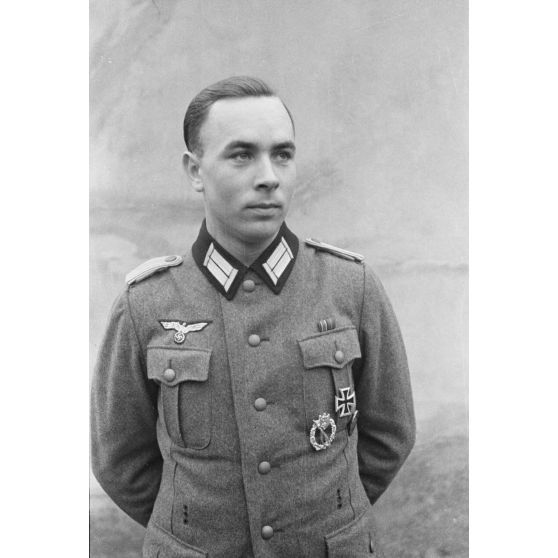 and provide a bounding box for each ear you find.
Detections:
[182,150,204,193]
